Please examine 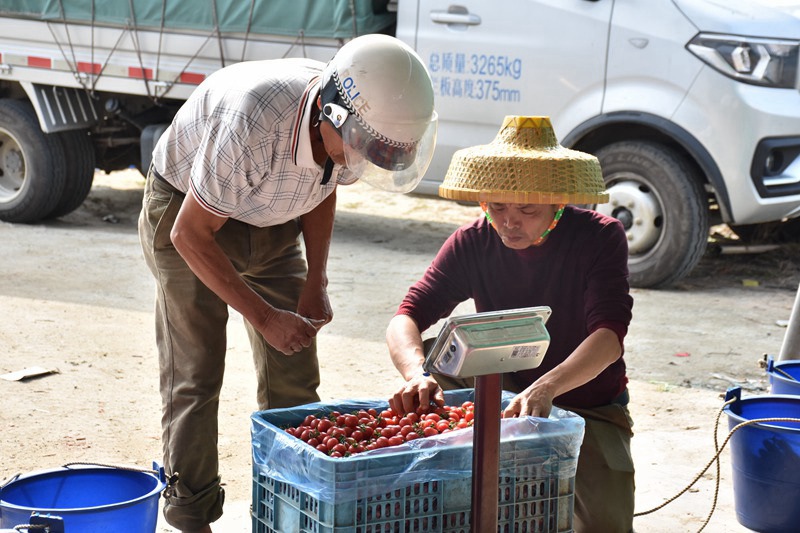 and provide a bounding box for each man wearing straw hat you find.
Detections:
[387,116,634,532]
